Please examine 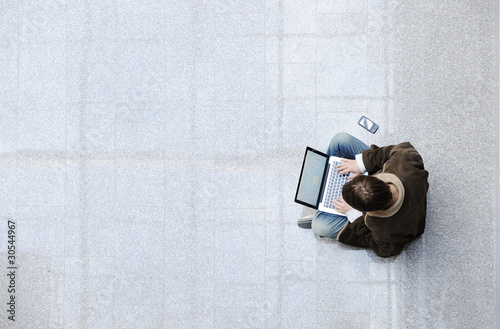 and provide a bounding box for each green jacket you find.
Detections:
[336,142,429,258]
